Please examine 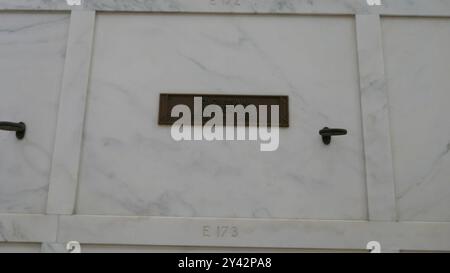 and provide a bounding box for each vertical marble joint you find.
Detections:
[355,14,396,221]
[46,10,96,215]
